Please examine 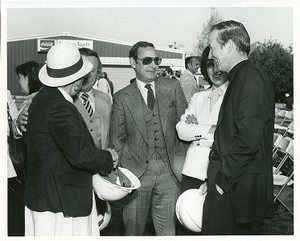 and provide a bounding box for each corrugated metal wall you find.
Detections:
[7,35,184,95]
